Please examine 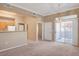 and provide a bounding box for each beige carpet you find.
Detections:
[0,41,79,56]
